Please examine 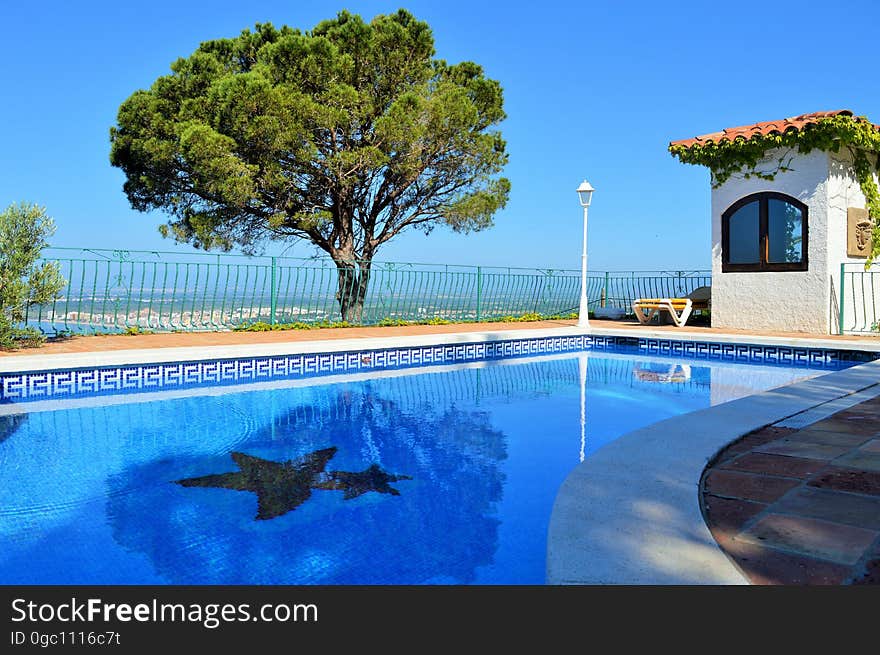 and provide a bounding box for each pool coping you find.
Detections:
[0,326,588,373]
[545,357,880,584]
[2,324,879,374]
[585,326,880,353]
[1,326,869,404]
